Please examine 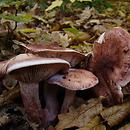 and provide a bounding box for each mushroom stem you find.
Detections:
[19,82,47,126]
[44,83,59,125]
[61,90,76,113]
[109,81,123,104]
